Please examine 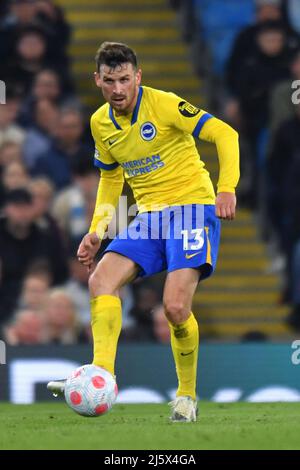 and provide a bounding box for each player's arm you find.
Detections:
[77,115,124,268]
[78,165,124,268]
[160,93,239,220]
[198,116,239,220]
